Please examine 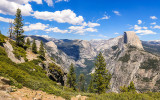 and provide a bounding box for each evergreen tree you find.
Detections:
[39,41,45,60]
[26,38,30,45]
[79,74,85,92]
[93,52,111,94]
[13,8,24,46]
[32,39,37,53]
[67,63,76,90]
[88,74,94,93]
[128,81,136,92]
